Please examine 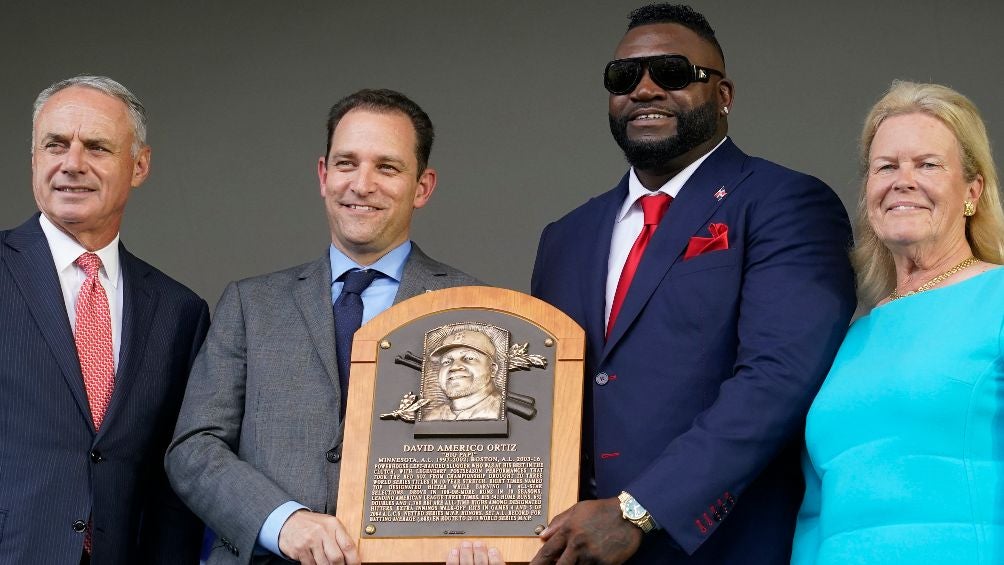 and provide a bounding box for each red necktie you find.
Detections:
[607,193,672,336]
[74,252,115,555]
[74,252,116,431]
